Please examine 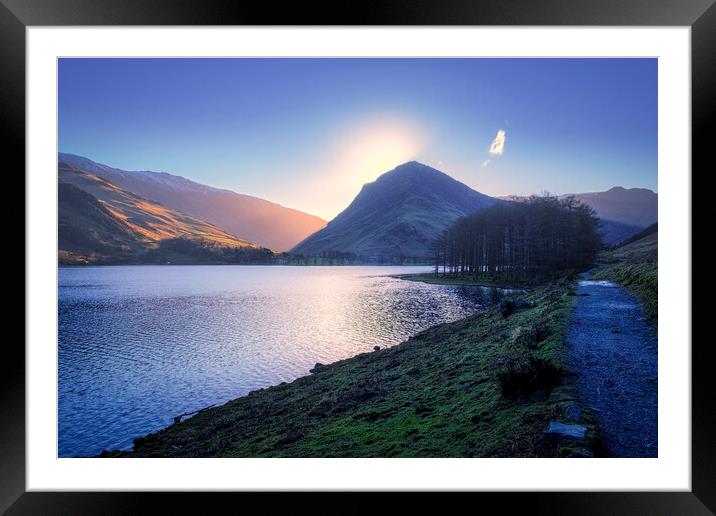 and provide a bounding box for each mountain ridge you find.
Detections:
[58,153,327,252]
[562,187,657,228]
[59,153,657,259]
[59,162,255,248]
